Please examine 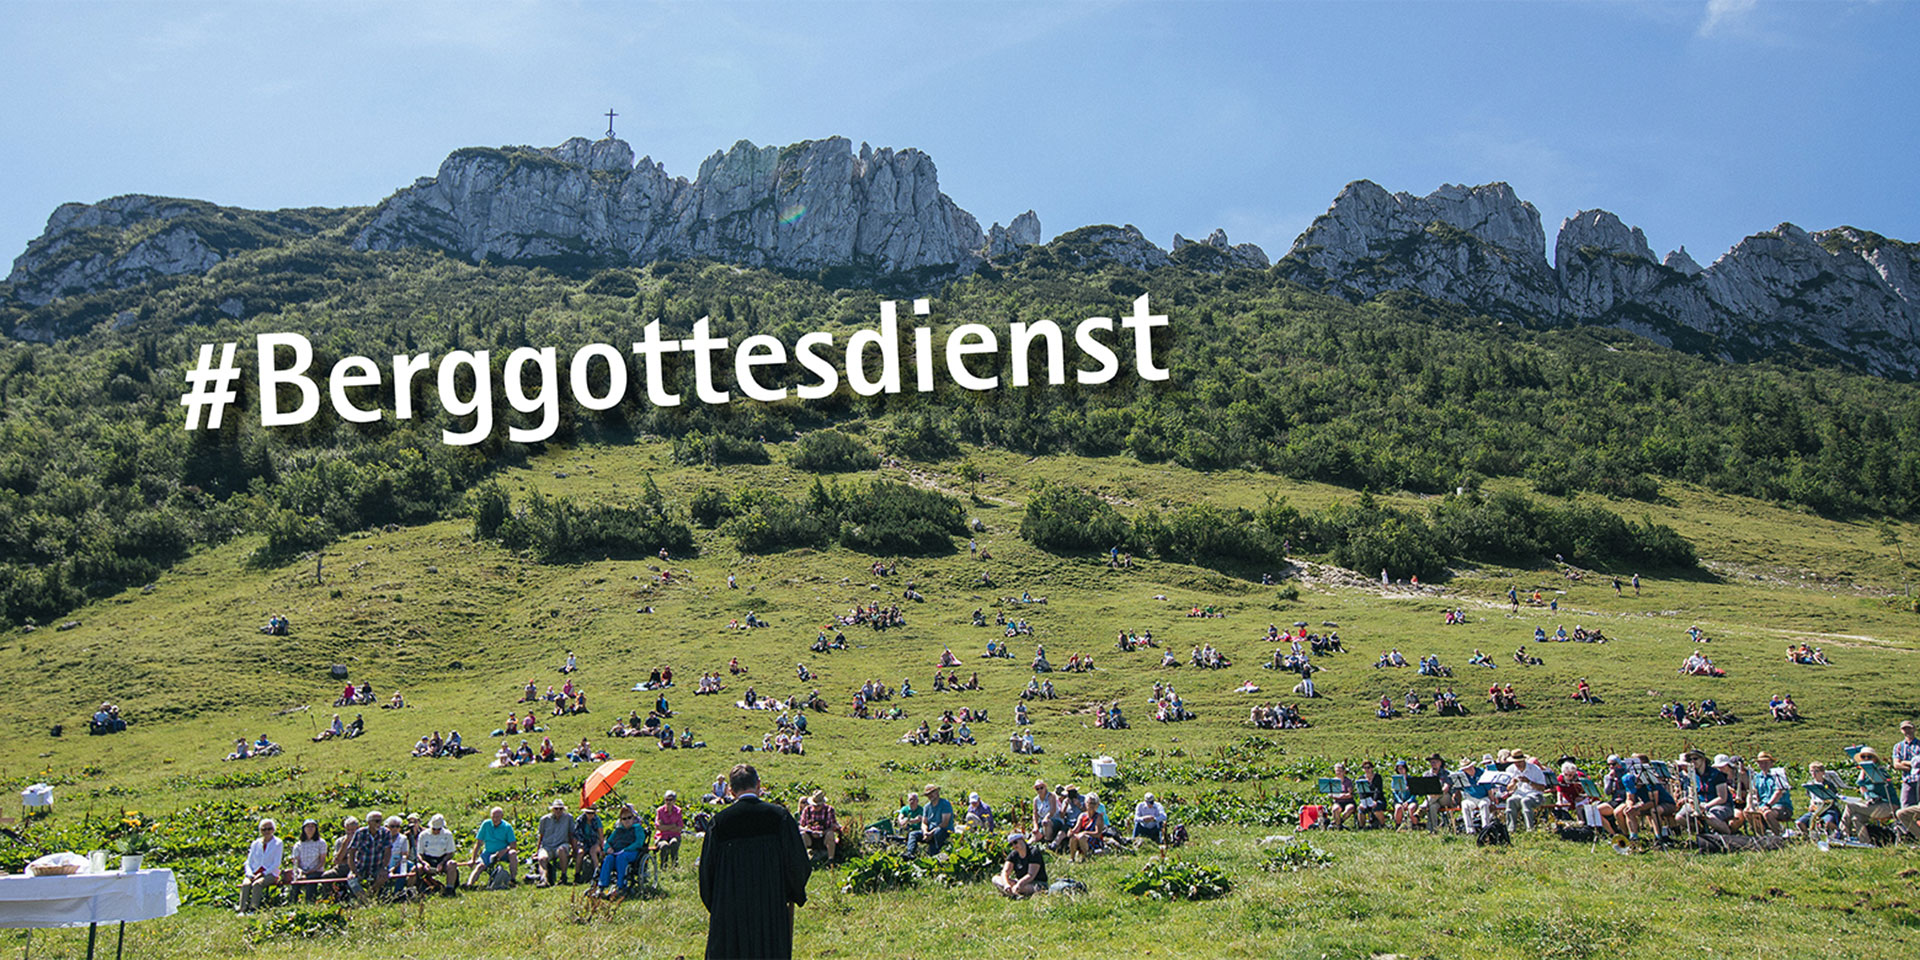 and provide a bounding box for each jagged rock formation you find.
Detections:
[1278,179,1920,377]
[8,137,1920,377]
[353,136,991,276]
[1281,180,1560,318]
[1172,229,1269,271]
[986,210,1042,258]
